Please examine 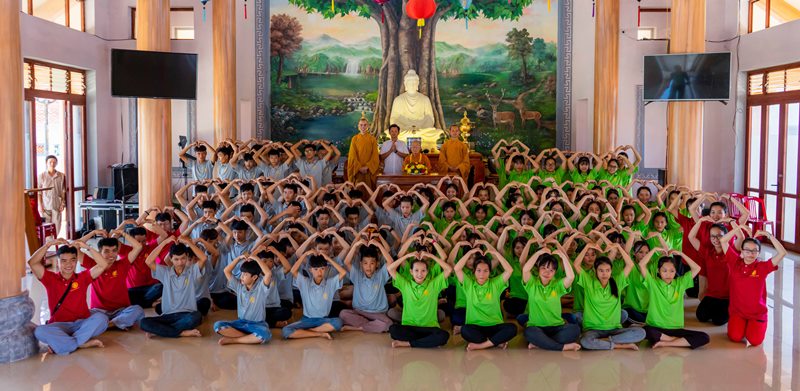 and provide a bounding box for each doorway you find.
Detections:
[746,64,800,252]
[23,60,87,239]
